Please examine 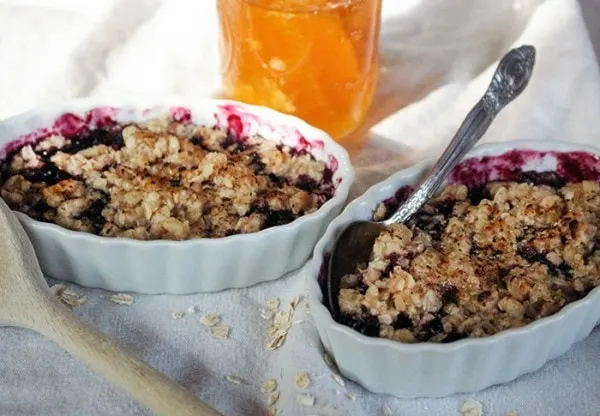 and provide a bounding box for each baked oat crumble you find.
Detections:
[0,116,335,240]
[338,174,600,343]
